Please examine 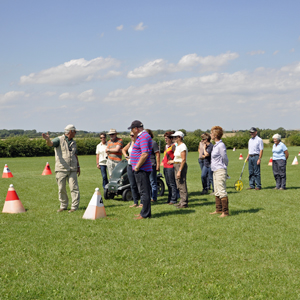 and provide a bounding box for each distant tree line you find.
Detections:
[1,127,299,157]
